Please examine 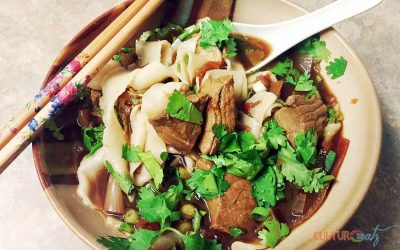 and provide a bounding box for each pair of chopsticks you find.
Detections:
[0,0,164,173]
